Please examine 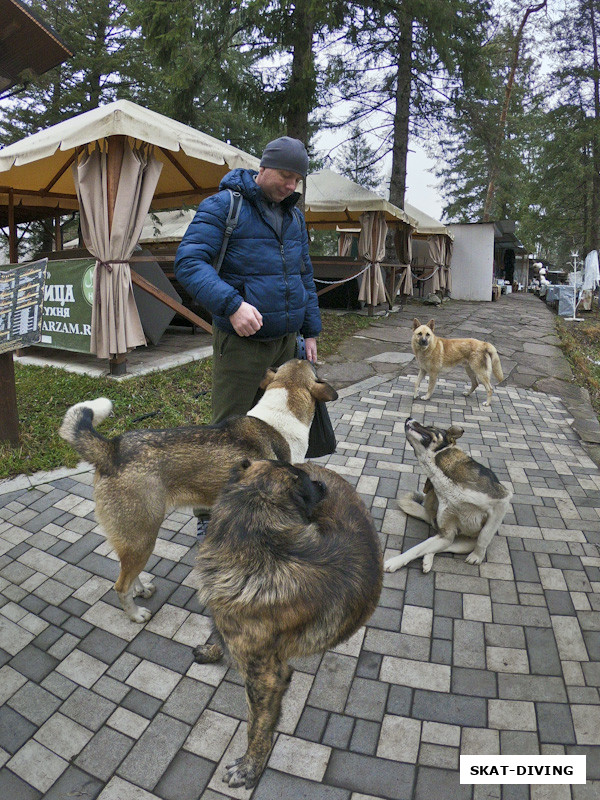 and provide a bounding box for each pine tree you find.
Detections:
[333,125,383,191]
